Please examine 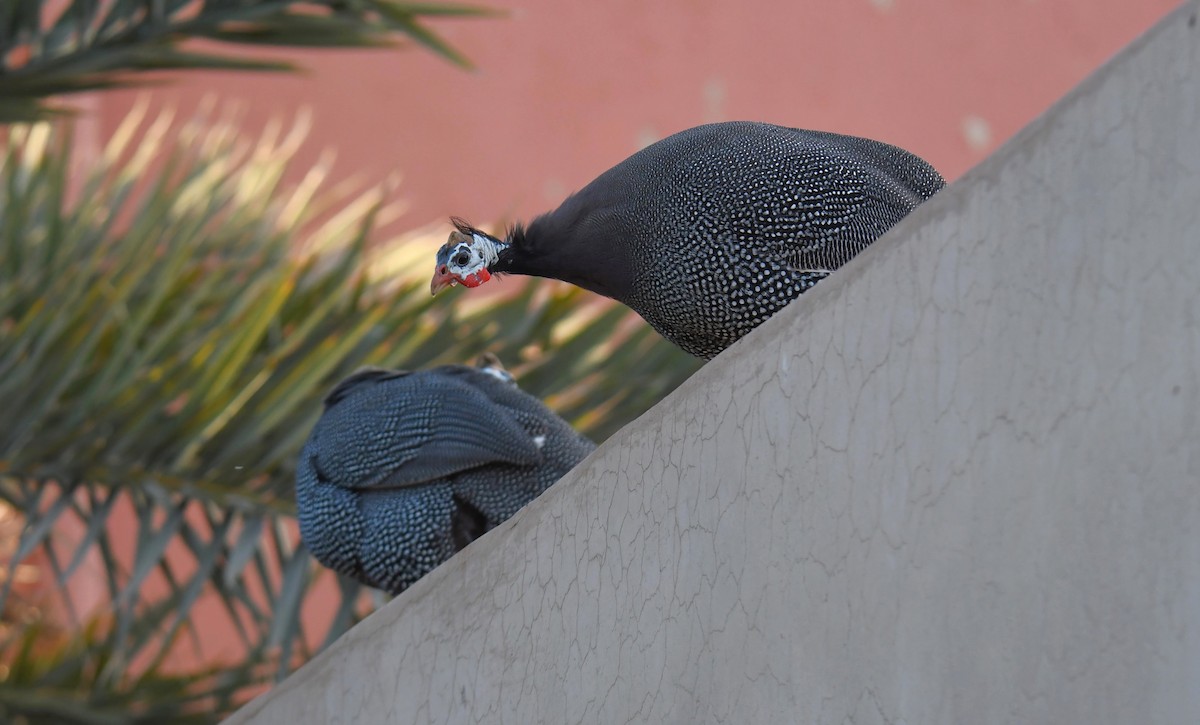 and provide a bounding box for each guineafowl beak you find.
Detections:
[431,265,457,295]
[431,265,492,295]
